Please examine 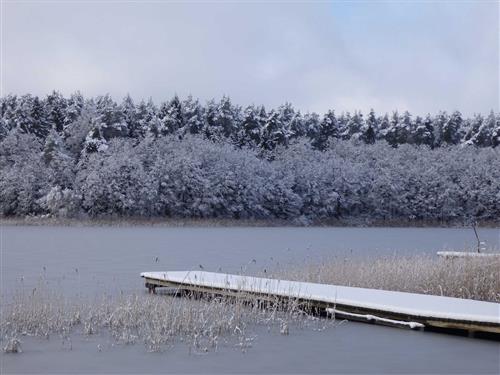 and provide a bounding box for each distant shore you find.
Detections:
[1,216,498,228]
